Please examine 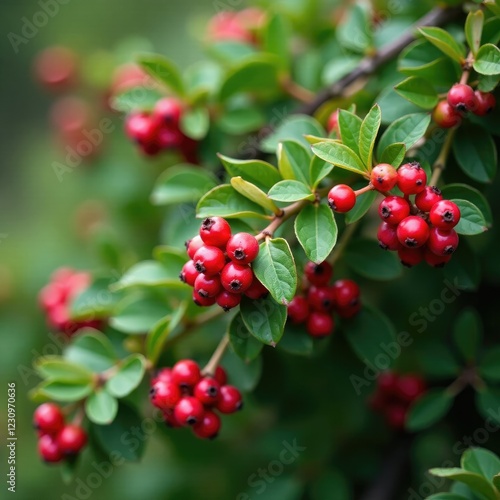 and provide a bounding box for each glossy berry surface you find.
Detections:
[193,290,216,307]
[171,360,201,388]
[327,109,339,134]
[186,235,204,260]
[333,280,360,309]
[226,232,259,264]
[194,377,221,405]
[378,196,410,225]
[199,217,232,248]
[370,164,398,192]
[378,222,401,251]
[244,278,268,300]
[433,100,462,128]
[150,380,182,410]
[179,260,199,287]
[429,200,461,229]
[38,434,63,463]
[194,273,222,298]
[152,97,183,126]
[304,261,333,286]
[415,186,442,213]
[423,247,452,267]
[328,184,356,213]
[57,425,87,455]
[193,246,226,275]
[427,228,459,256]
[397,246,424,268]
[306,312,334,338]
[33,403,65,435]
[216,290,242,311]
[192,410,221,439]
[174,397,205,426]
[447,83,477,112]
[220,263,253,293]
[397,216,430,248]
[307,286,336,313]
[397,162,427,195]
[217,385,243,414]
[287,296,309,323]
[473,91,496,116]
